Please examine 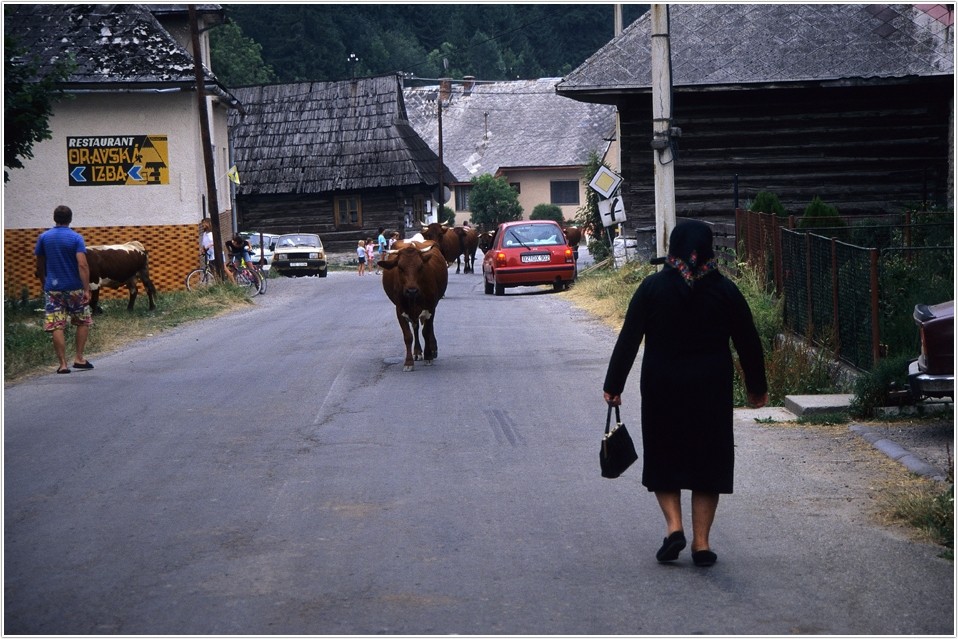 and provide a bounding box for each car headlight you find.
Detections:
[276,253,287,260]
[309,252,319,259]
